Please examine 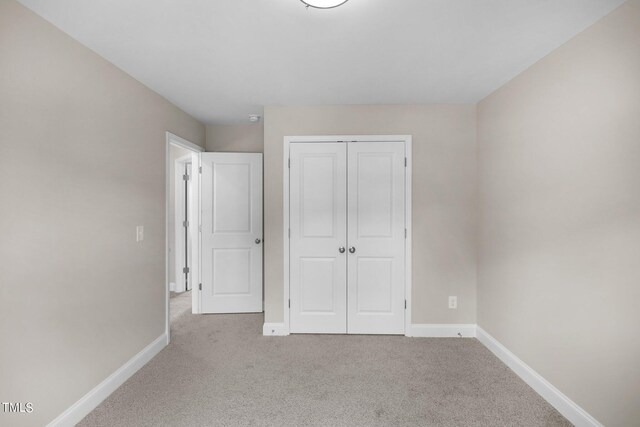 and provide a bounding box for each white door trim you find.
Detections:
[165,132,203,343]
[174,154,192,293]
[190,152,202,315]
[282,135,412,336]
